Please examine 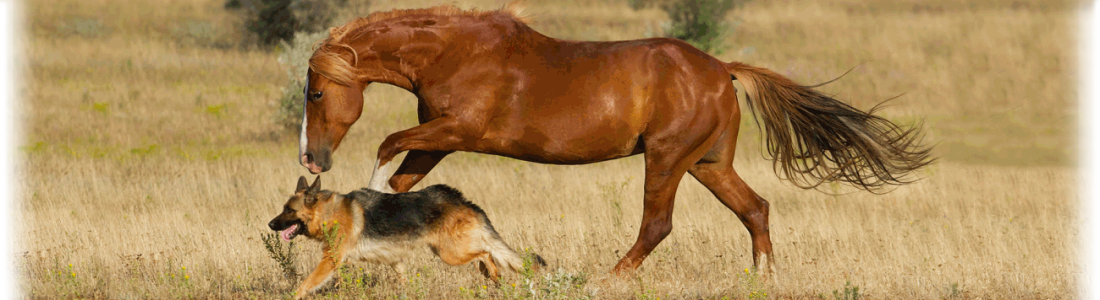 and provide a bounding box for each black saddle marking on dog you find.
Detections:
[348,184,495,239]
